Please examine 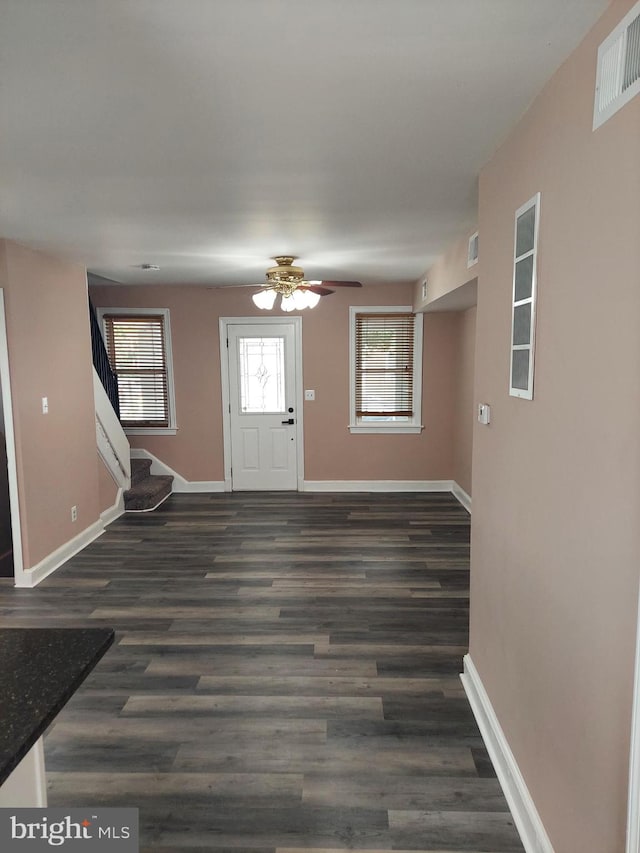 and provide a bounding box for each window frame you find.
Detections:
[97,307,178,435]
[509,193,540,400]
[349,305,423,434]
